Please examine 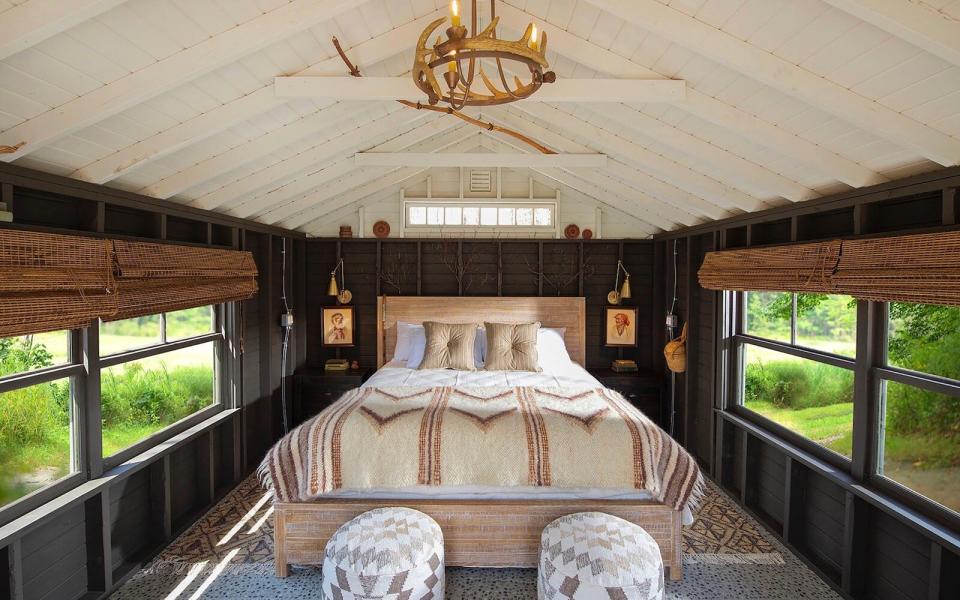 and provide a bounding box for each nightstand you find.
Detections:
[588,368,665,426]
[292,368,373,423]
